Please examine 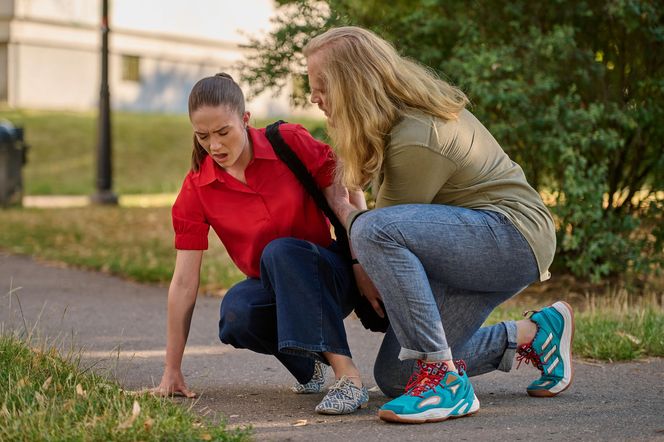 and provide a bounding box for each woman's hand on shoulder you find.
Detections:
[150,367,196,398]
